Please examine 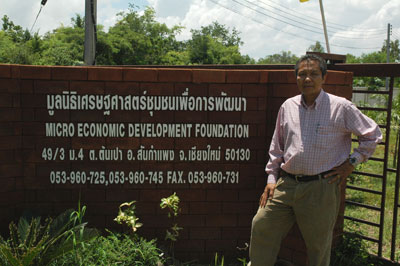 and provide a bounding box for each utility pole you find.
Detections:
[84,0,97,65]
[386,23,391,90]
[318,0,330,53]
